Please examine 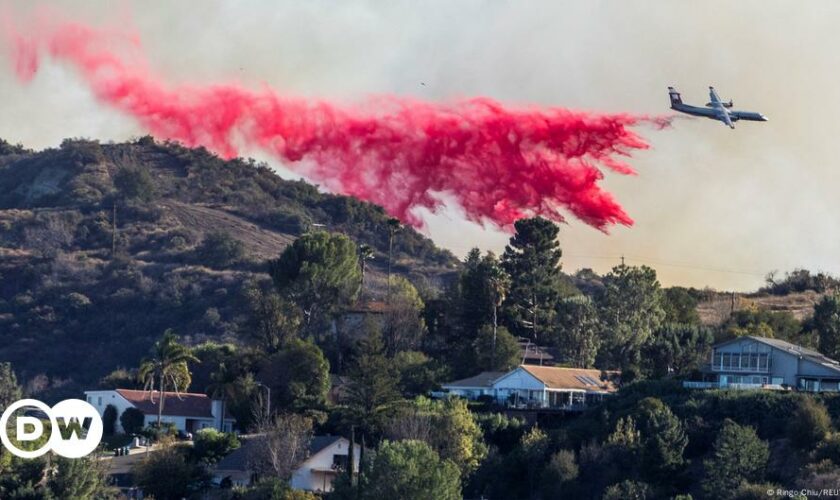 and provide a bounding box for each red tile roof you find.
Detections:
[116,389,216,419]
